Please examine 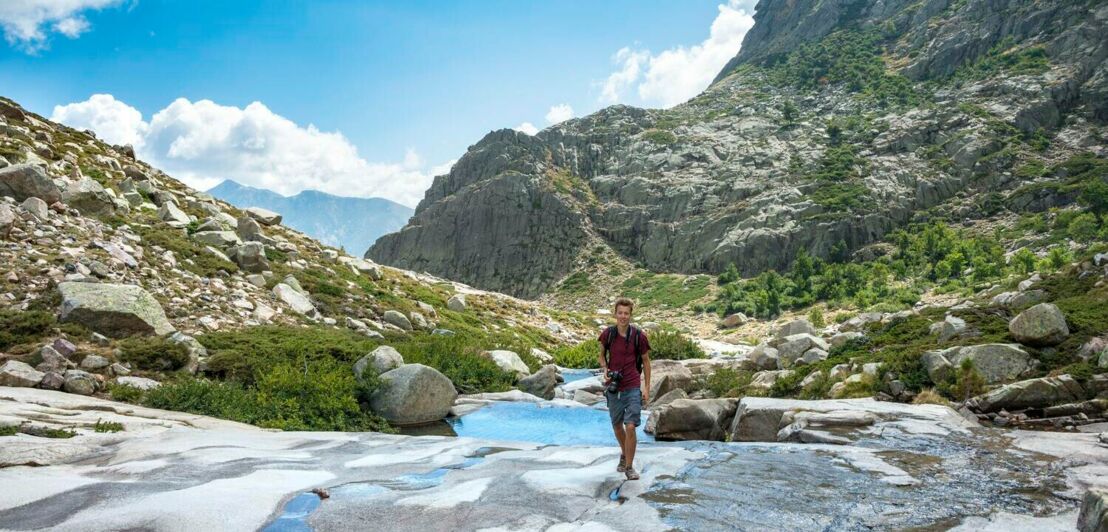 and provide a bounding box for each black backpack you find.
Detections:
[603,324,643,373]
